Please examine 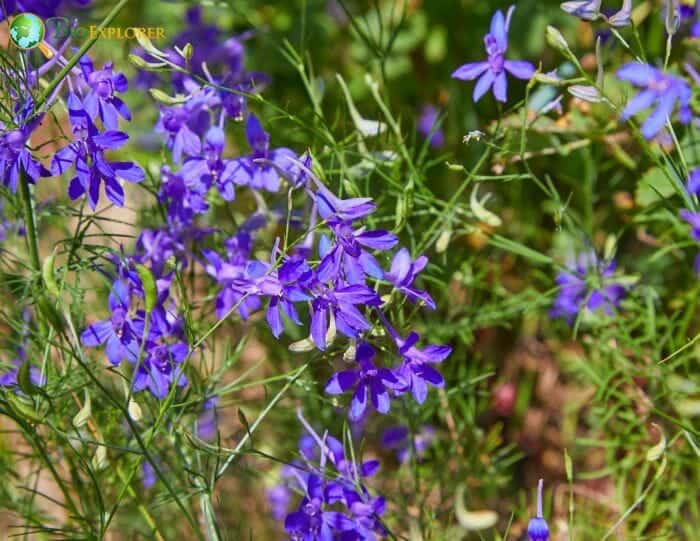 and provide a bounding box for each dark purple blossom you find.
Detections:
[687,167,700,195]
[451,6,535,102]
[142,460,156,489]
[417,105,445,148]
[197,396,219,440]
[309,283,381,350]
[385,248,435,309]
[180,126,240,202]
[324,343,402,421]
[617,63,693,140]
[286,410,387,540]
[318,220,397,285]
[0,347,45,390]
[391,330,451,404]
[680,209,700,241]
[0,0,69,19]
[226,114,297,192]
[381,424,435,463]
[79,56,131,130]
[267,482,293,521]
[158,165,210,225]
[51,94,144,210]
[283,473,355,540]
[550,252,627,324]
[132,341,188,399]
[80,280,141,365]
[156,105,202,164]
[315,184,377,223]
[0,106,50,193]
[203,228,265,320]
[263,256,313,338]
[133,226,203,277]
